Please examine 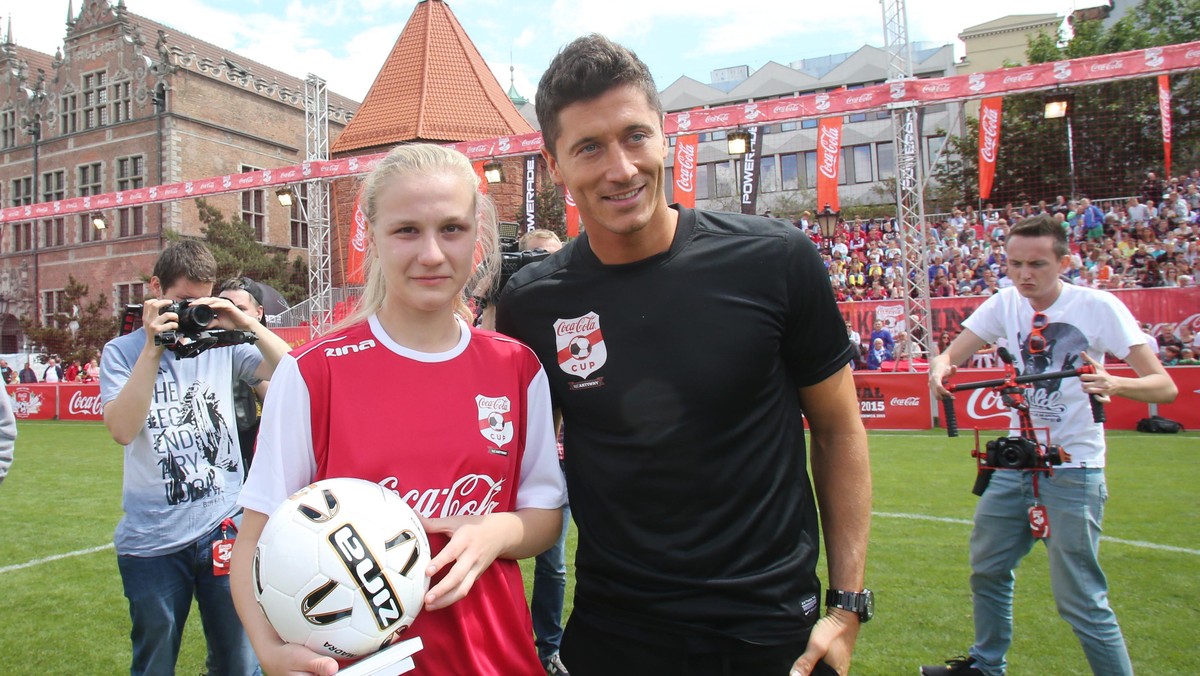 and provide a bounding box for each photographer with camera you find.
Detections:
[921,216,1177,676]
[100,240,290,676]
